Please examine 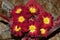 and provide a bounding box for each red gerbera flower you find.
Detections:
[38,11,53,29]
[10,22,22,36]
[10,20,29,37]
[25,0,44,15]
[11,5,22,16]
[12,15,28,23]
[28,20,40,37]
[39,28,48,37]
